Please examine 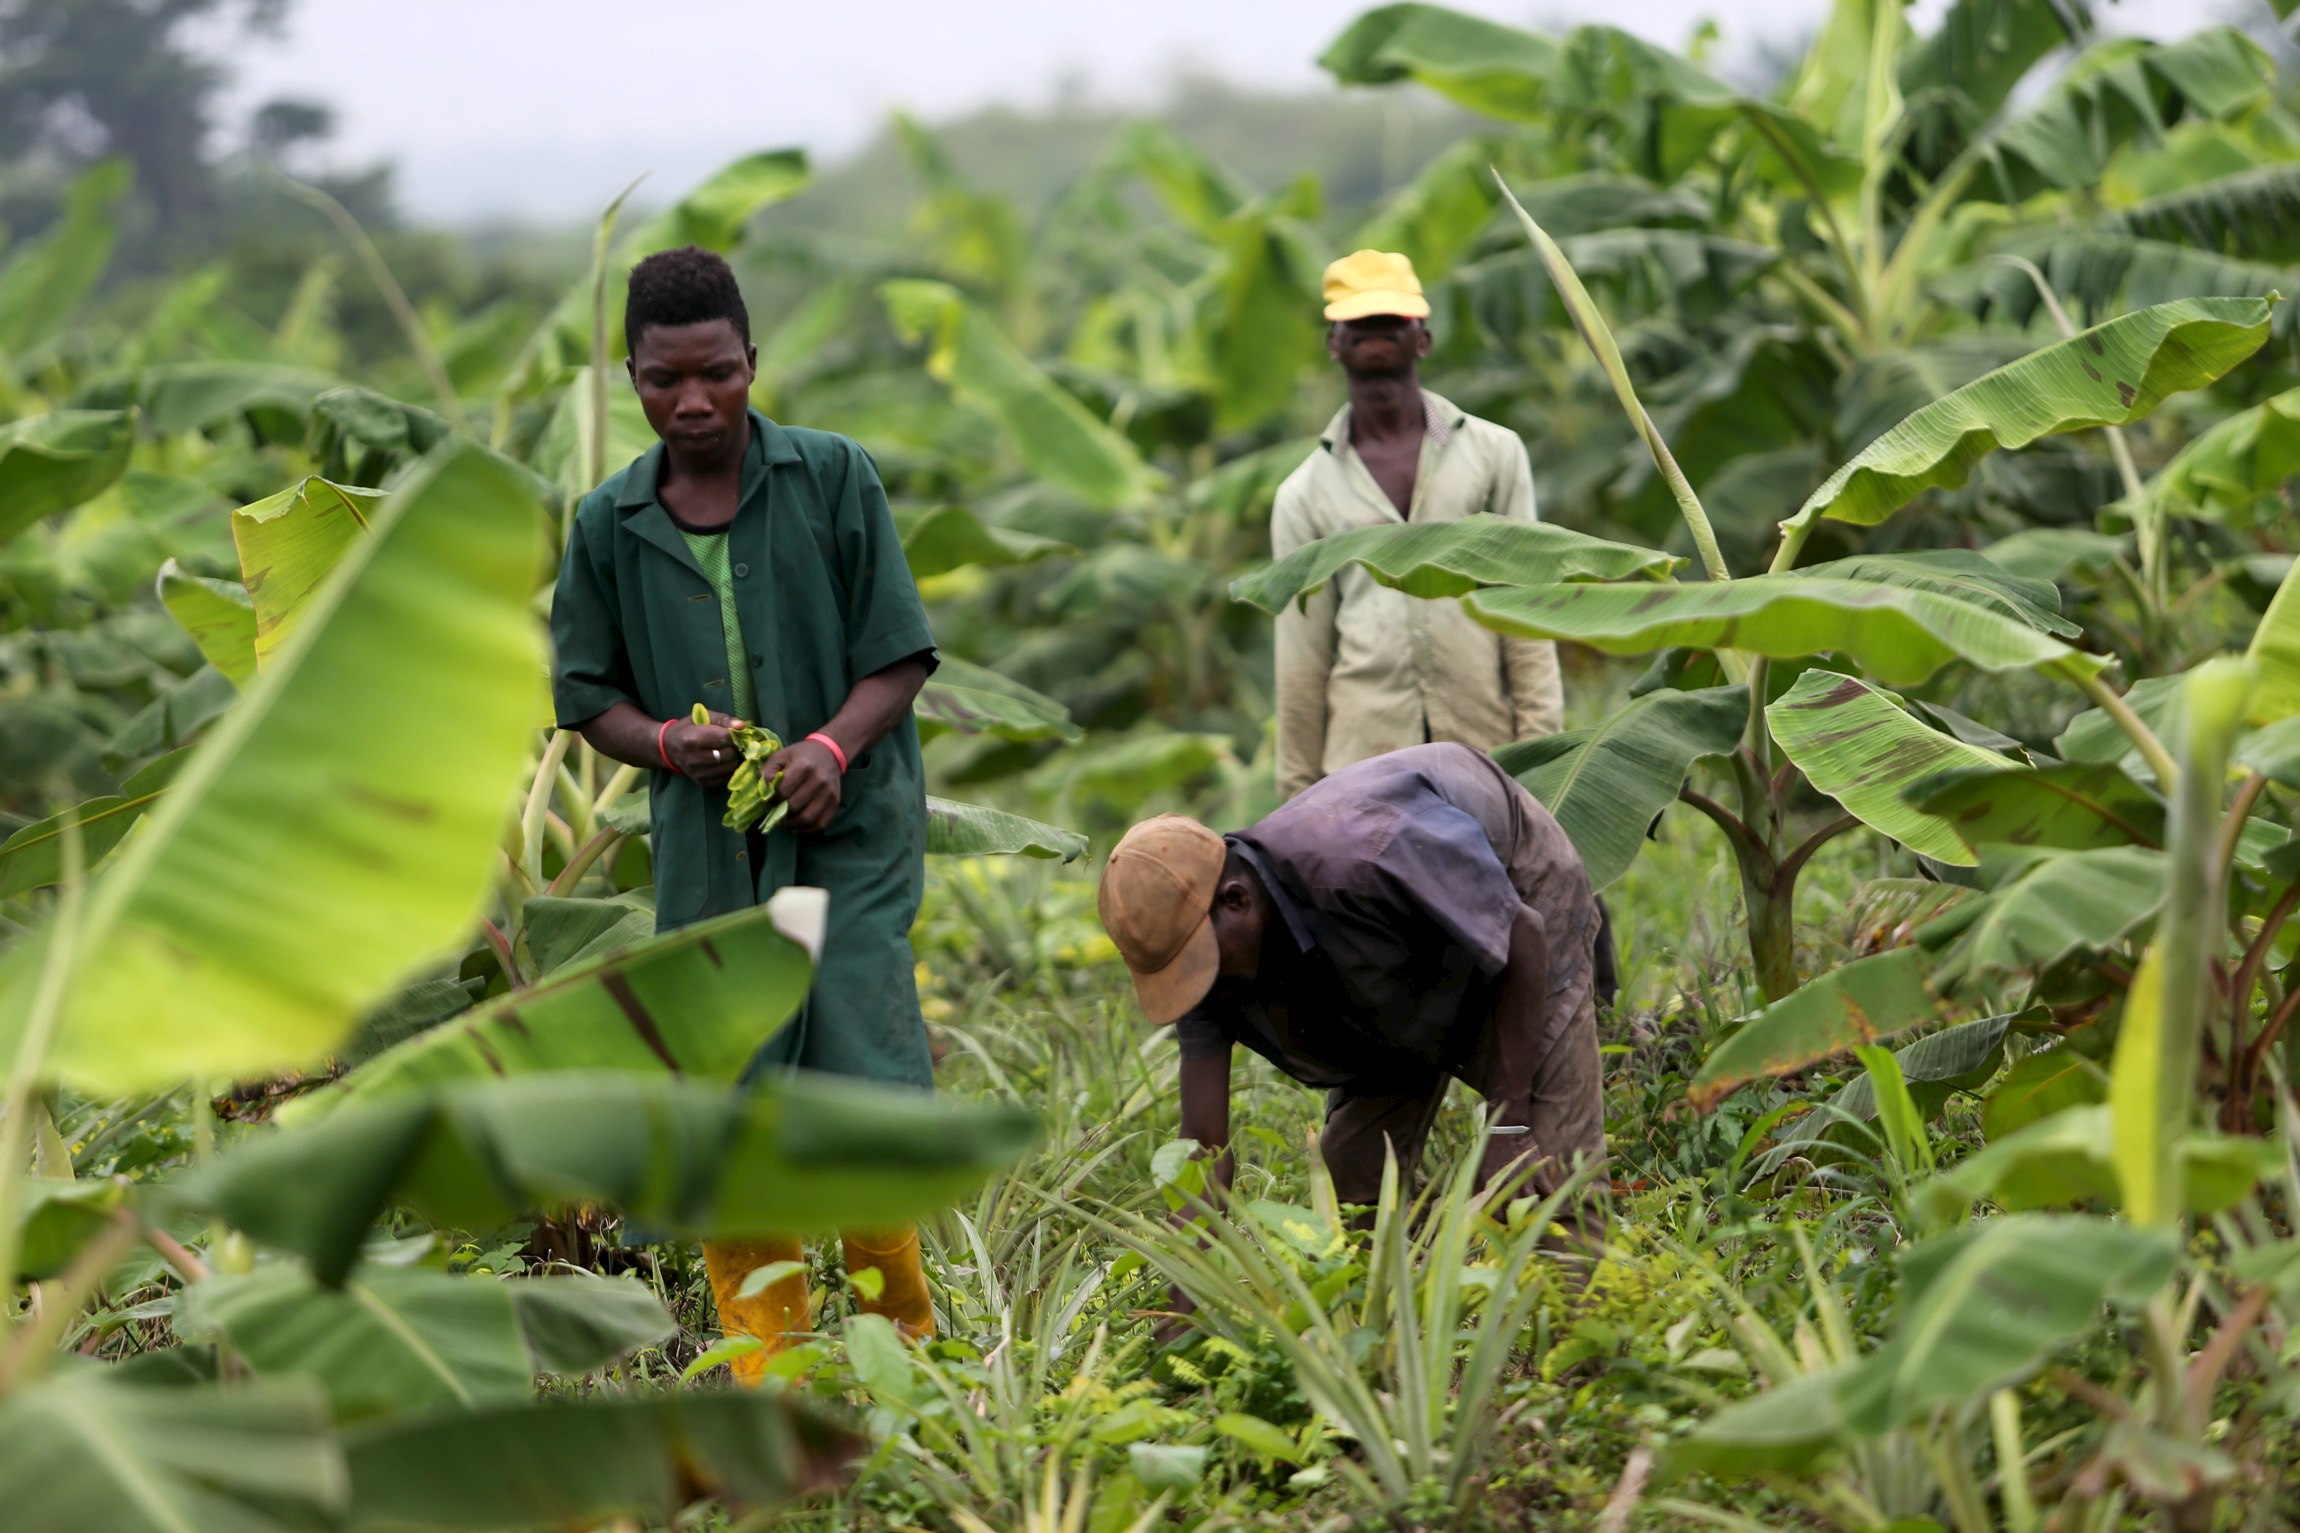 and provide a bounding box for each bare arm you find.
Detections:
[577,701,743,789]
[1177,1048,1236,1198]
[1158,1045,1236,1343]
[756,654,933,834]
[1476,905,1550,1192]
